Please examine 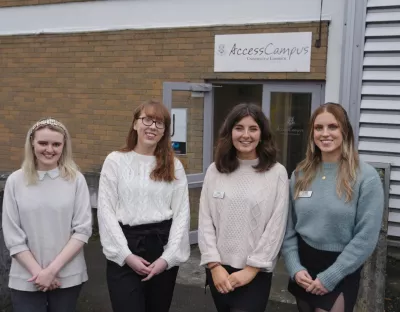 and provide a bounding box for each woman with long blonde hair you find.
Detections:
[2,117,92,312]
[97,100,190,312]
[282,103,384,312]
